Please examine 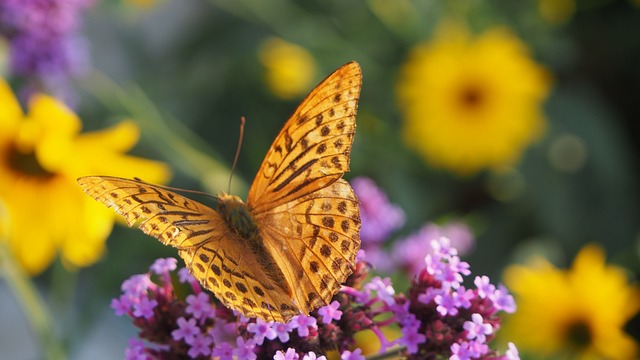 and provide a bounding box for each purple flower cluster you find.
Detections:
[340,237,517,360]
[353,176,475,275]
[0,0,94,99]
[112,237,518,360]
